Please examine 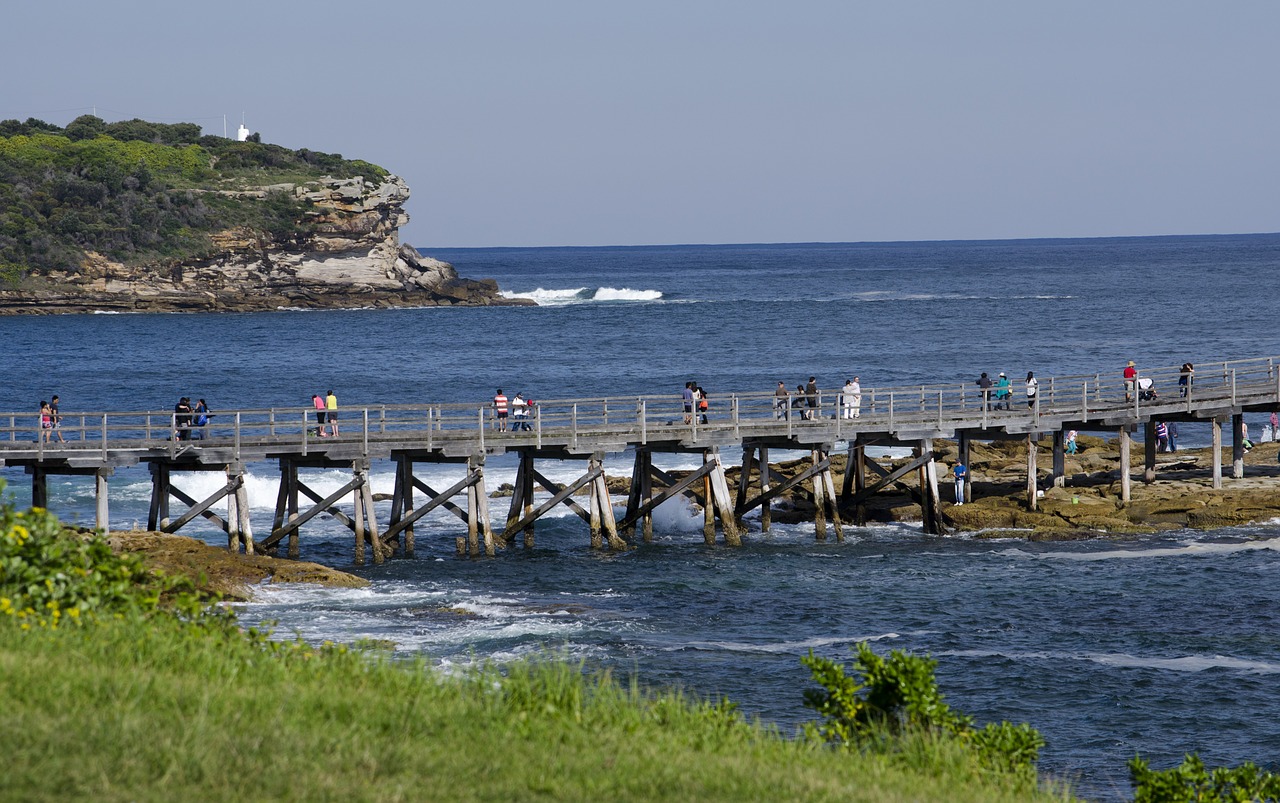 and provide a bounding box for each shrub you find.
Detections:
[1130,753,1280,802]
[802,642,1045,777]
